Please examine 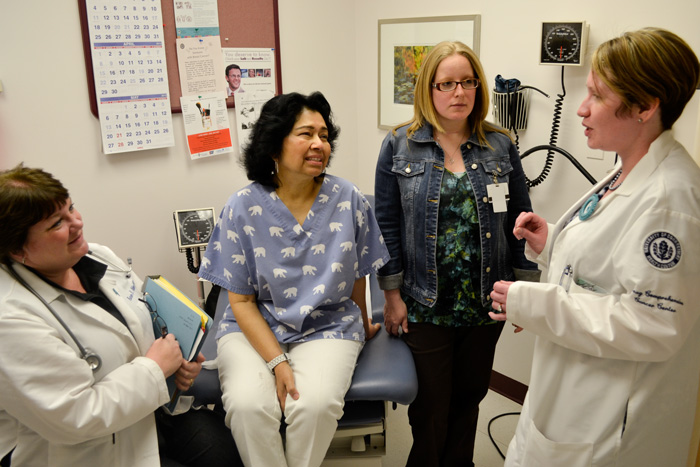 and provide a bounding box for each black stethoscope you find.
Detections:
[6,251,134,373]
